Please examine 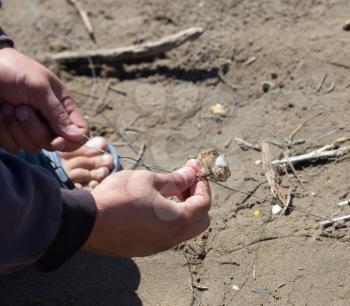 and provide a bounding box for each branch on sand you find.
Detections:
[47,27,204,66]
